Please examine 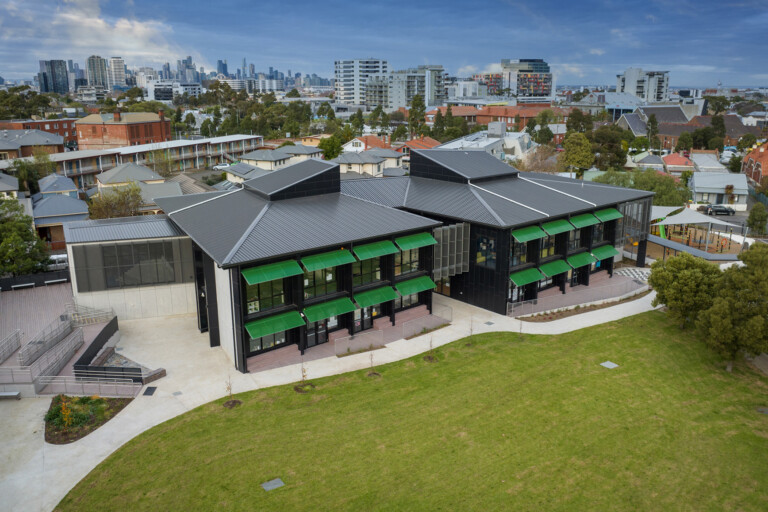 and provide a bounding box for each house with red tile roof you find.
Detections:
[341,135,392,153]
[425,106,480,125]
[662,153,696,176]
[474,105,571,130]
[742,143,768,186]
